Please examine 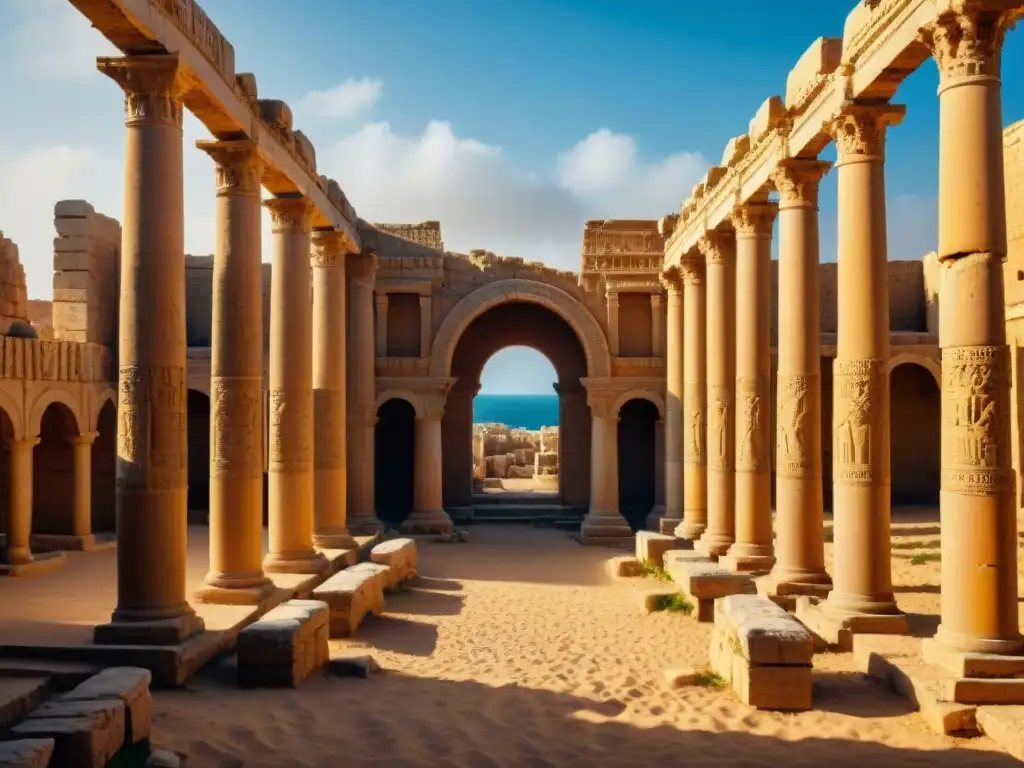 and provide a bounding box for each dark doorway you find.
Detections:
[890,363,941,505]
[92,400,116,533]
[187,389,210,522]
[32,403,78,535]
[618,398,658,531]
[376,398,416,526]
